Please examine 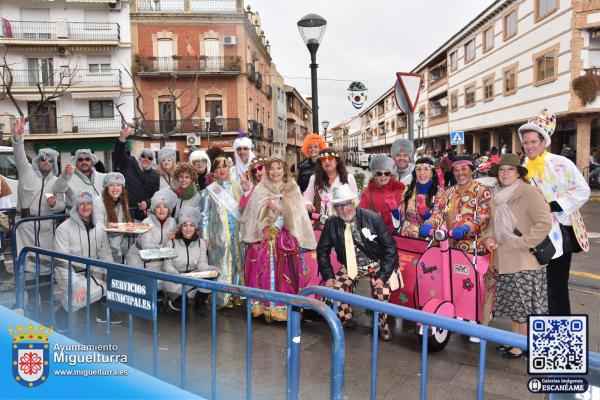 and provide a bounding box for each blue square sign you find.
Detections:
[450,131,464,145]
